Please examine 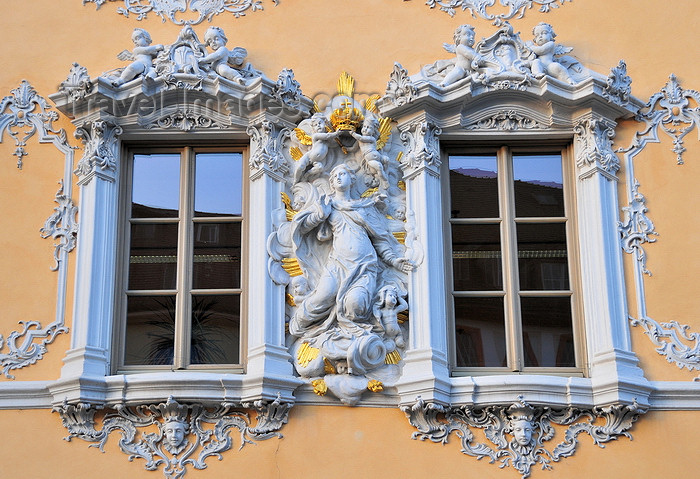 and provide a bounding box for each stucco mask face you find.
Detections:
[163,421,187,450]
[511,419,534,446]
